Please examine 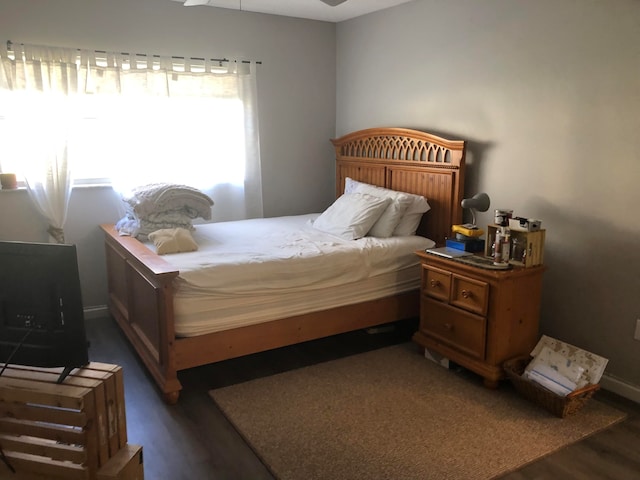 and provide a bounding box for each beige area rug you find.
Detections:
[209,343,625,480]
